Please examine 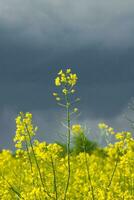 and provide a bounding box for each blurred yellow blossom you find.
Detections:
[55,77,61,86]
[53,92,58,96]
[66,68,71,73]
[58,70,63,75]
[74,108,78,112]
[62,88,68,95]
[72,124,83,134]
[98,123,108,129]
[56,97,61,101]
